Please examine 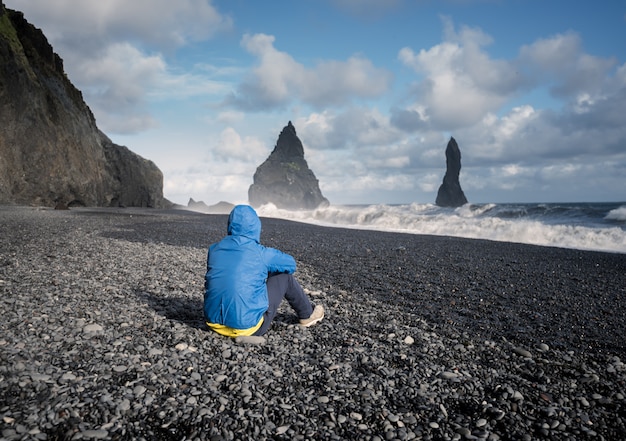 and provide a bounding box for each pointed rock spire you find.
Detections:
[248,121,329,209]
[273,121,304,159]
